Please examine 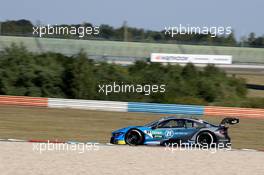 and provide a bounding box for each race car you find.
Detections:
[110,116,239,146]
